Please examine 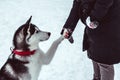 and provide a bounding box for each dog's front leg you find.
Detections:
[42,36,64,65]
